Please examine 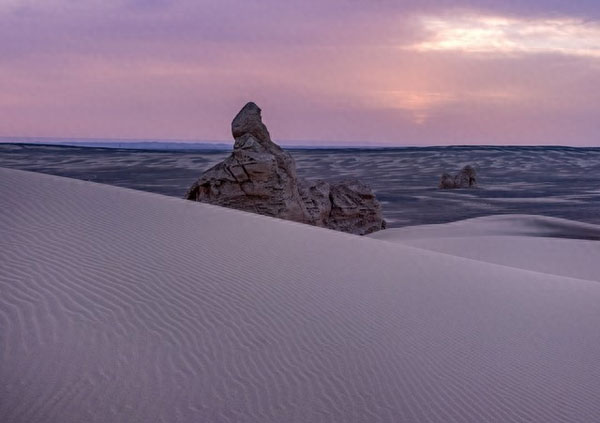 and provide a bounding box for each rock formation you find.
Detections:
[439,165,477,189]
[185,102,386,235]
[299,179,387,235]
